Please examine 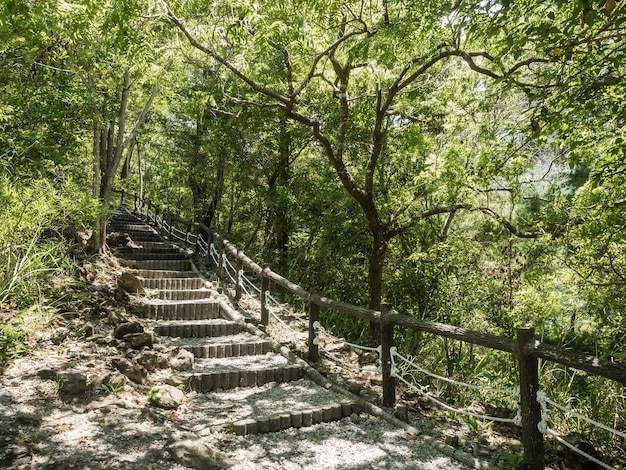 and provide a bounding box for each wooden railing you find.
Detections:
[114,190,626,469]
